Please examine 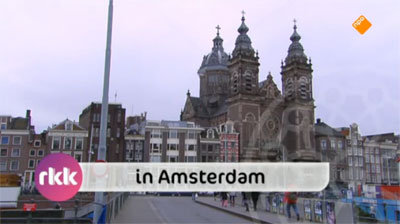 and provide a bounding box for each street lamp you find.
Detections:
[93,0,114,223]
